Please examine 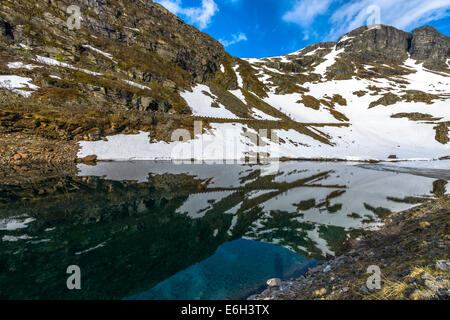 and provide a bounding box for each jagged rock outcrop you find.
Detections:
[337,25,412,64]
[335,25,450,70]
